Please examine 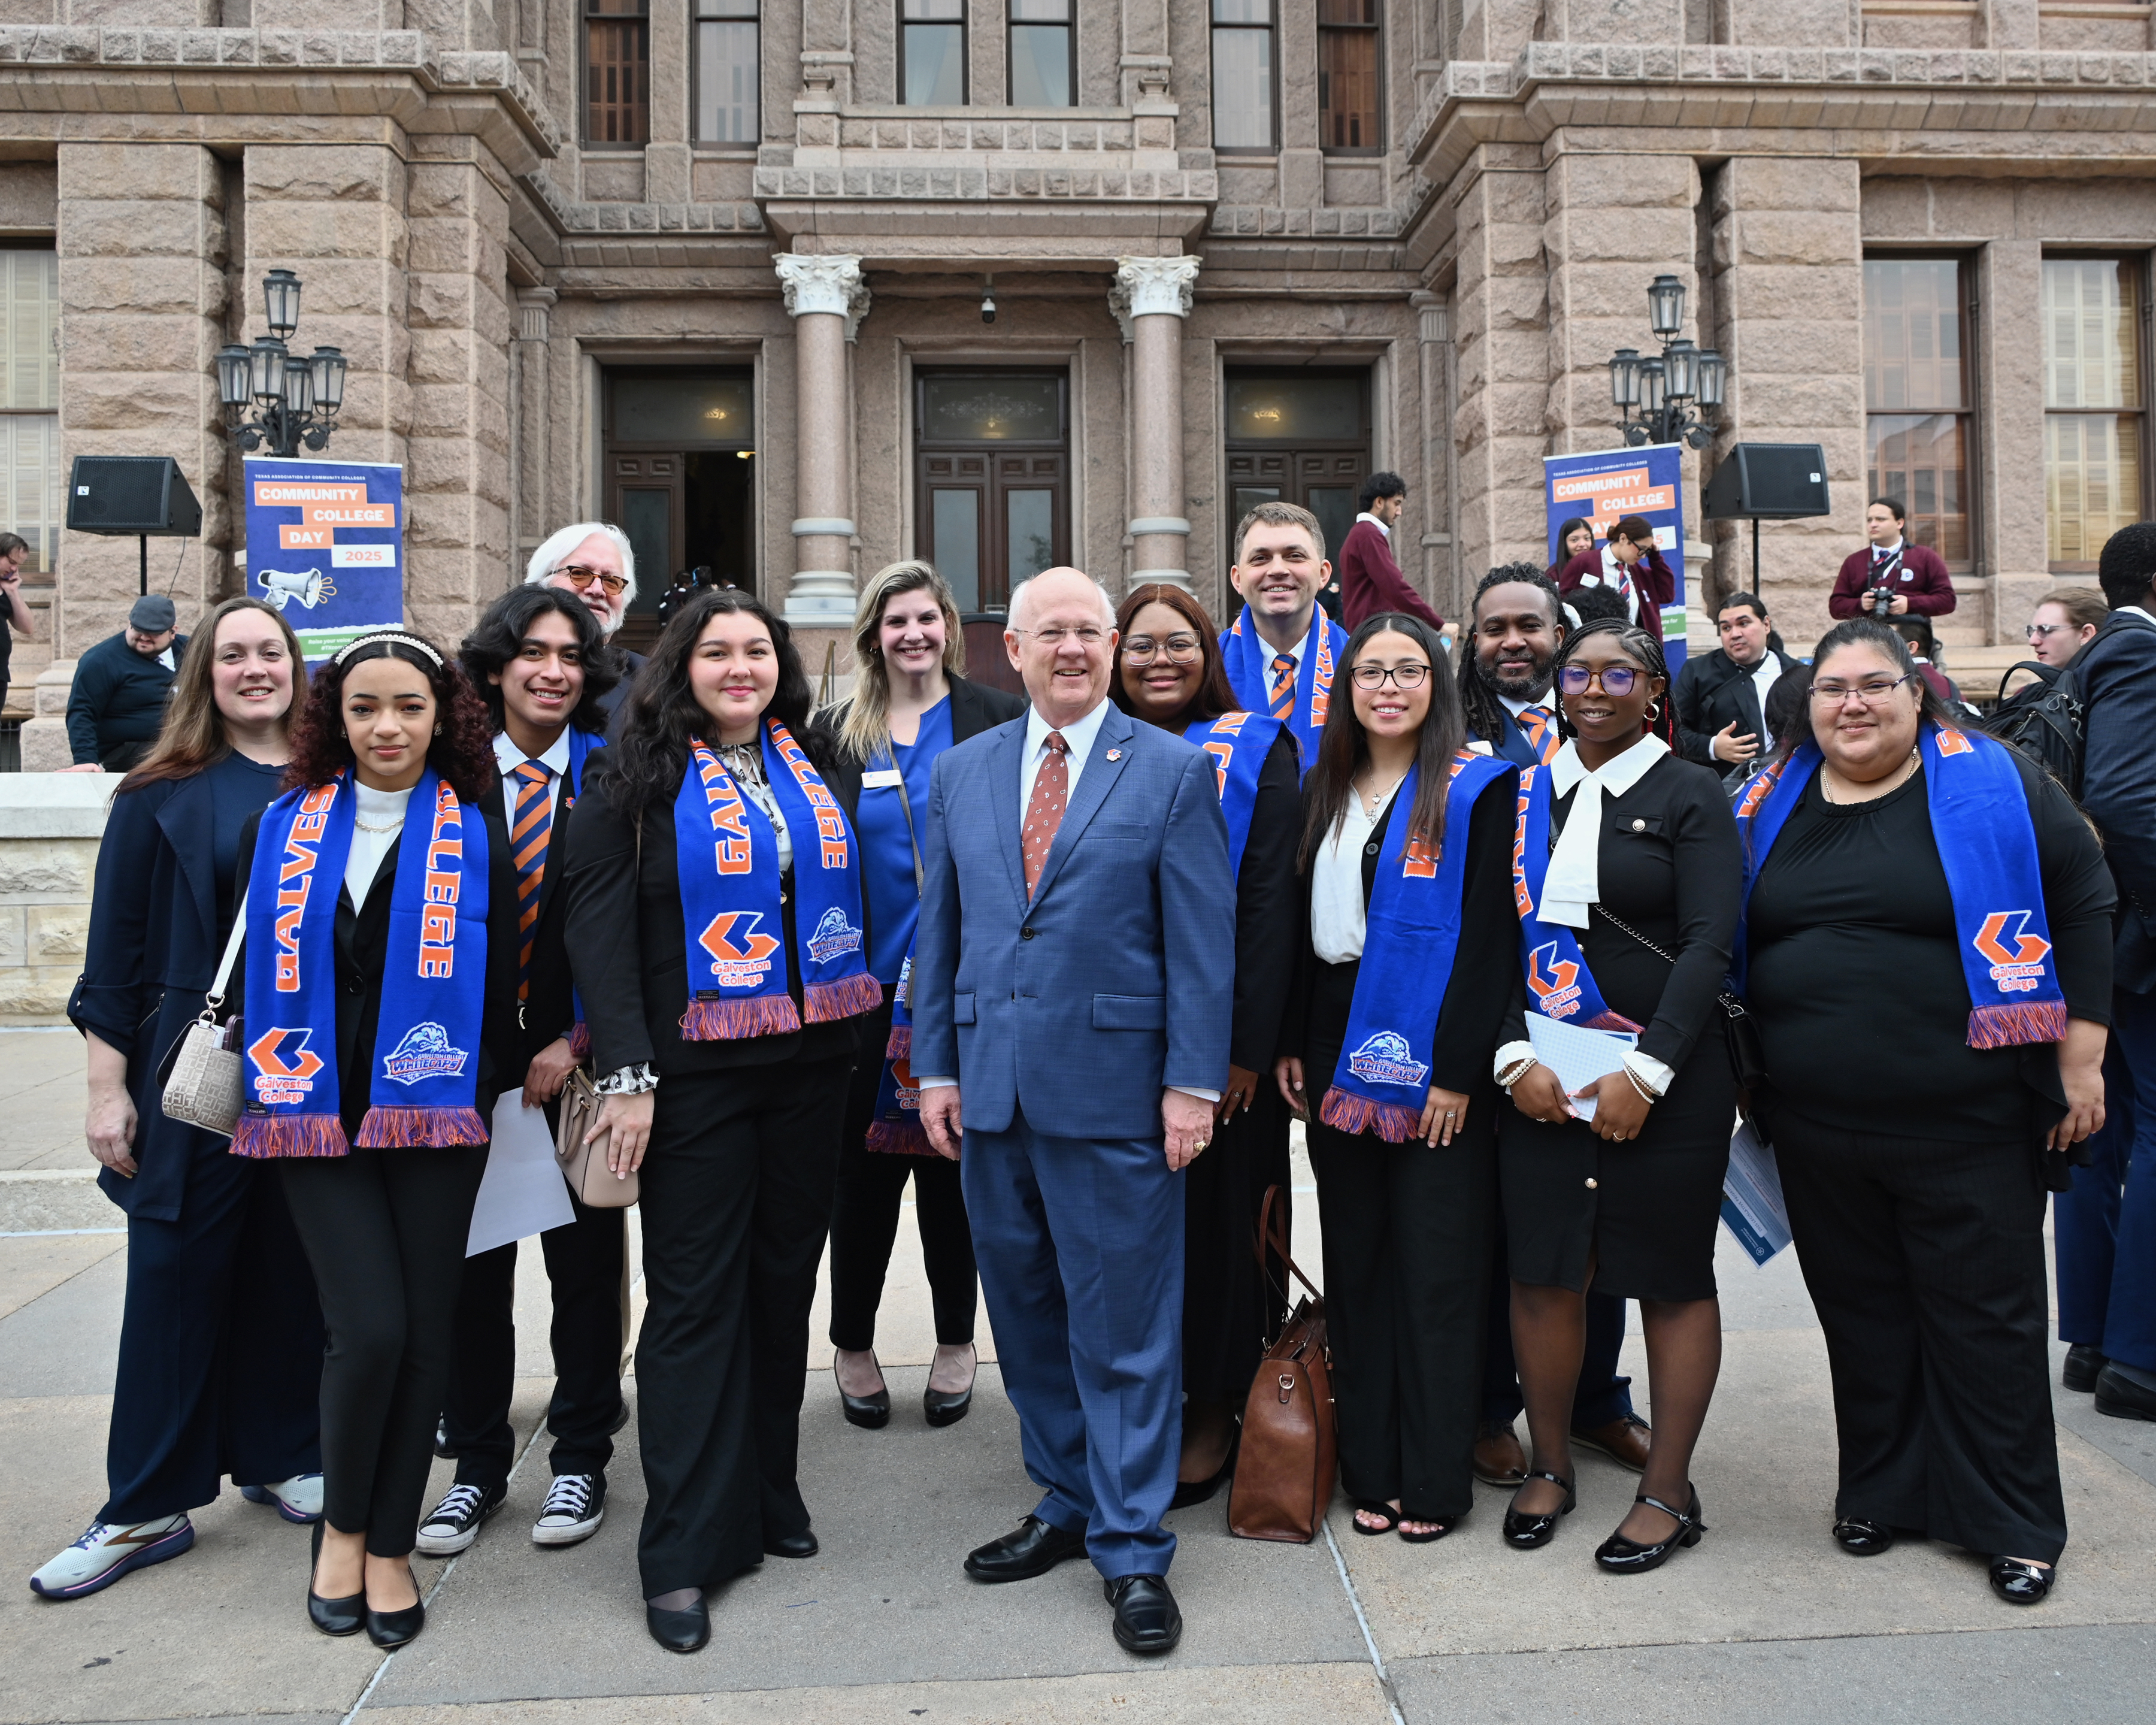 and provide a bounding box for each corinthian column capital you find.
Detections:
[775,253,871,342]
[1109,255,1200,343]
